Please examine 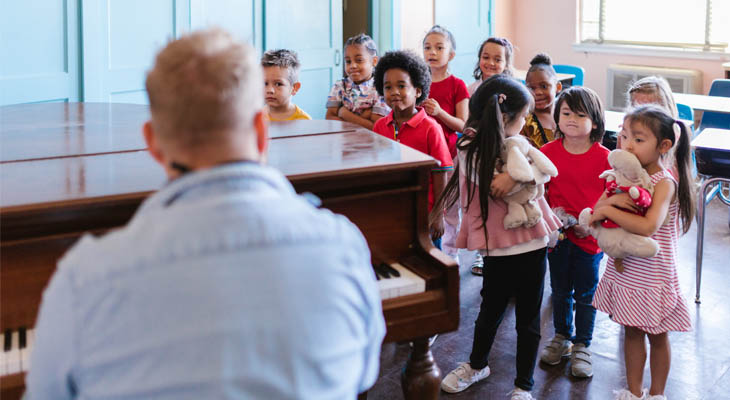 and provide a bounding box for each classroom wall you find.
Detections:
[500,0,727,100]
[400,0,434,53]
